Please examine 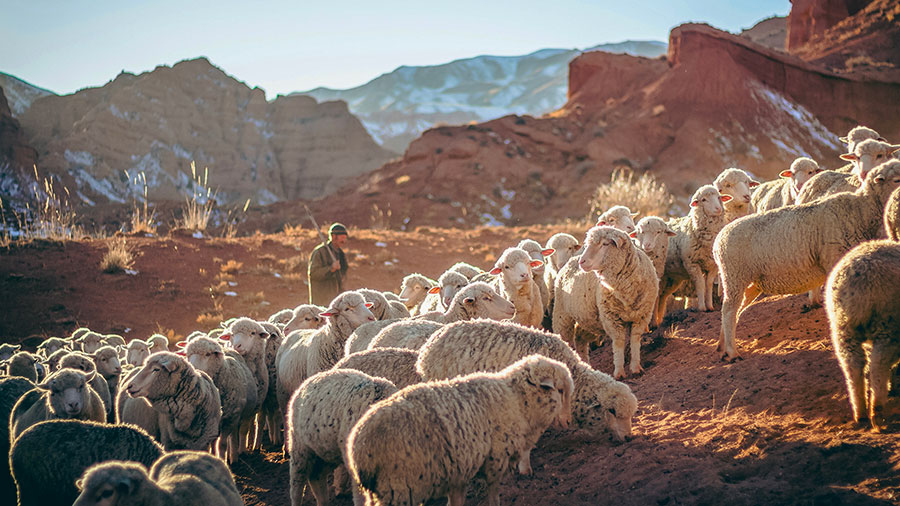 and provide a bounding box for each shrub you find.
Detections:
[586,168,675,222]
[100,239,134,273]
